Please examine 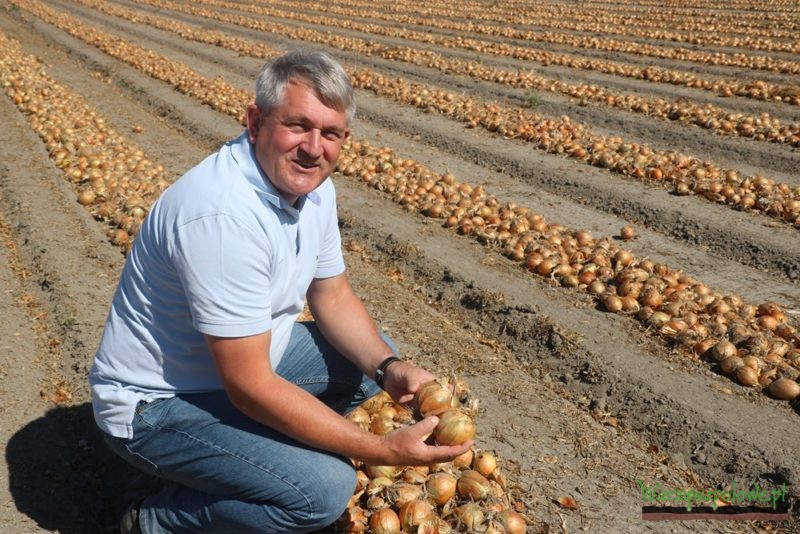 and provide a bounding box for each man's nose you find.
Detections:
[300,129,323,159]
